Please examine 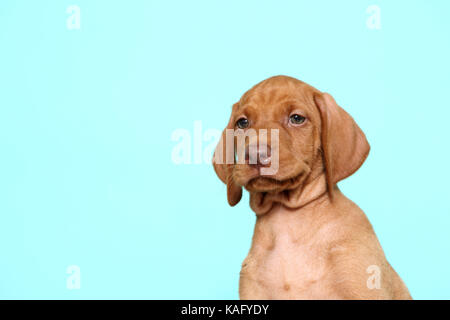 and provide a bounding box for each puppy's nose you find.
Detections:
[246,144,272,167]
